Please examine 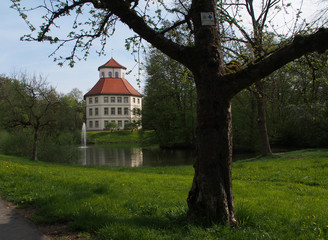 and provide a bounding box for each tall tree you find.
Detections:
[12,0,328,224]
[143,48,196,148]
